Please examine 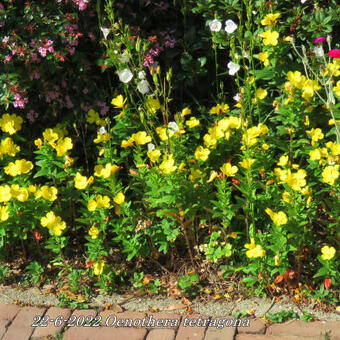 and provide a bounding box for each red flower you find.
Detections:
[33,229,42,241]
[86,259,94,268]
[328,49,340,58]
[324,278,332,290]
